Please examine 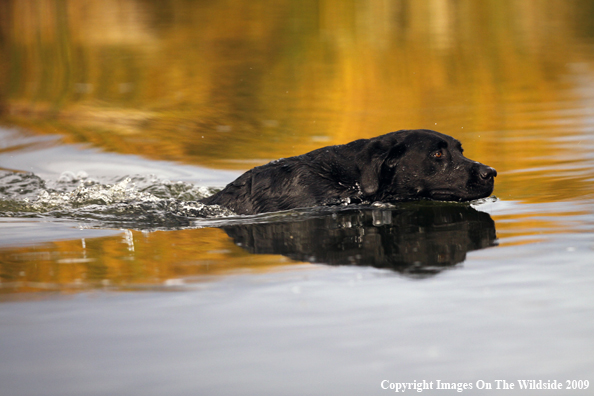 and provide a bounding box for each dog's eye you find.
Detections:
[431,150,443,159]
